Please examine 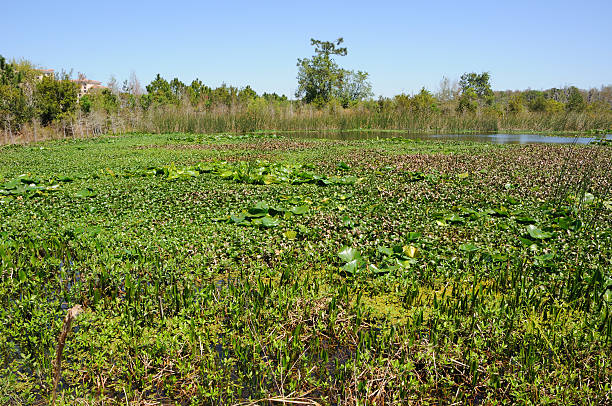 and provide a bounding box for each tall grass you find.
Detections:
[4,103,612,145]
[139,105,612,134]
